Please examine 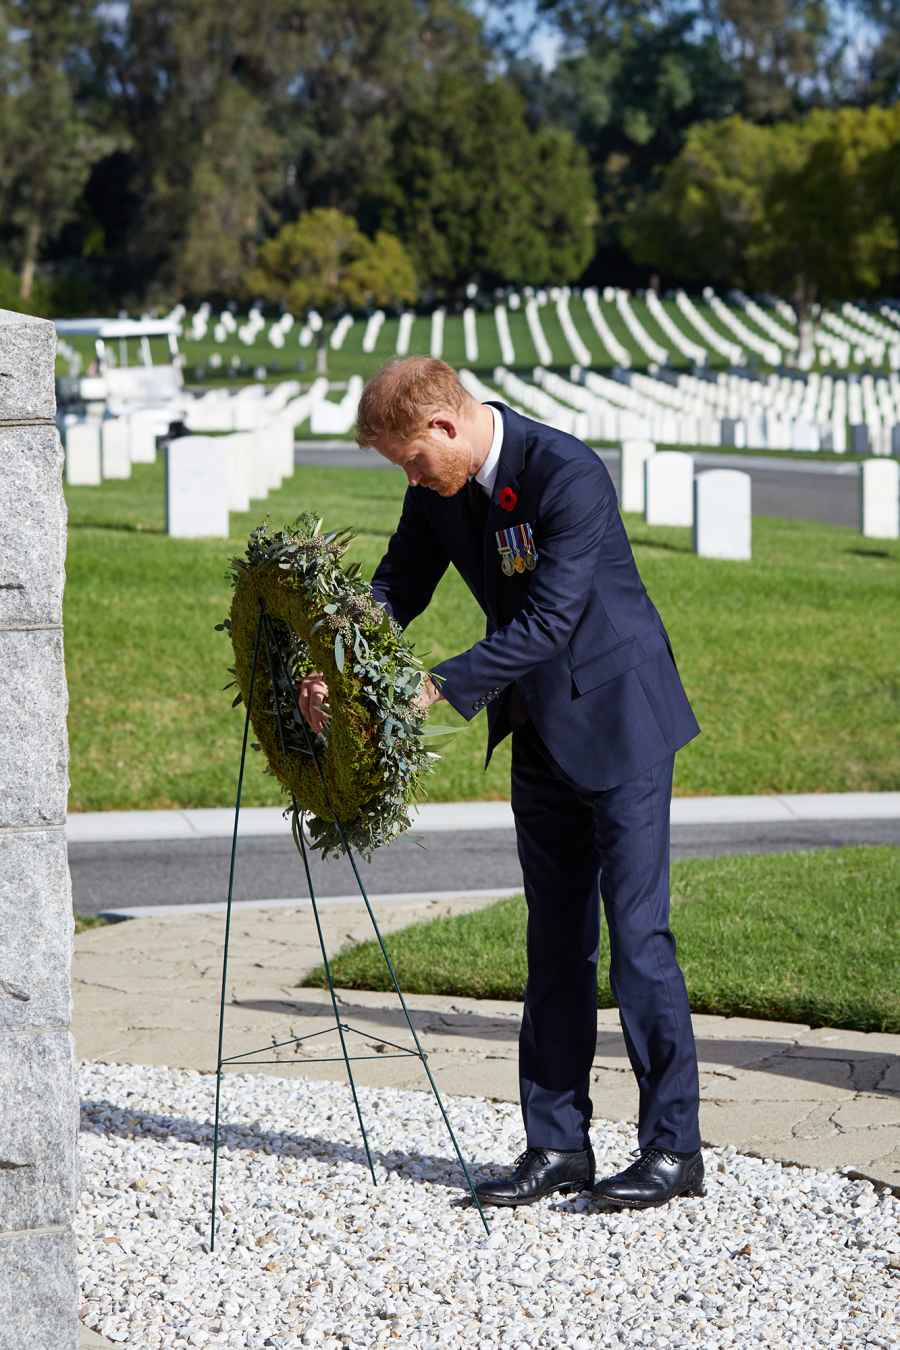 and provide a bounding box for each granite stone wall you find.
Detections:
[0,310,78,1348]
